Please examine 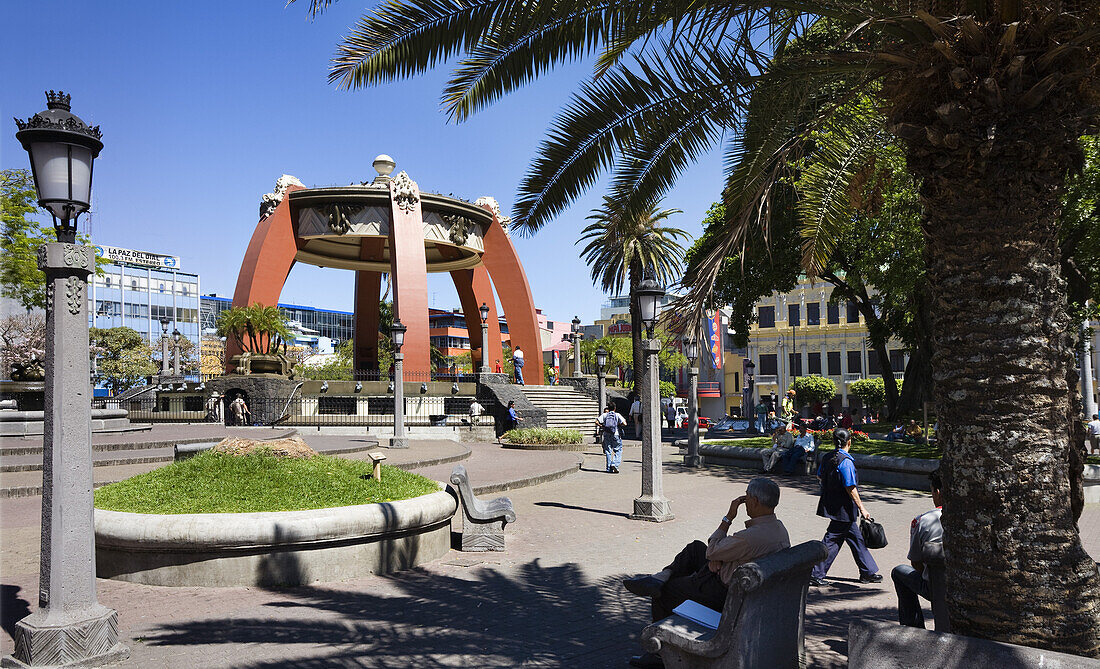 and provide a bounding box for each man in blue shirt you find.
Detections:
[810,427,881,586]
[782,423,816,474]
